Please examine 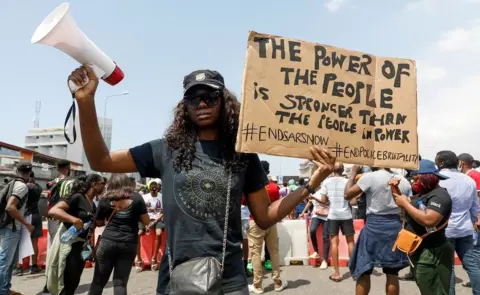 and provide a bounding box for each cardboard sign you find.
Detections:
[236,31,419,169]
